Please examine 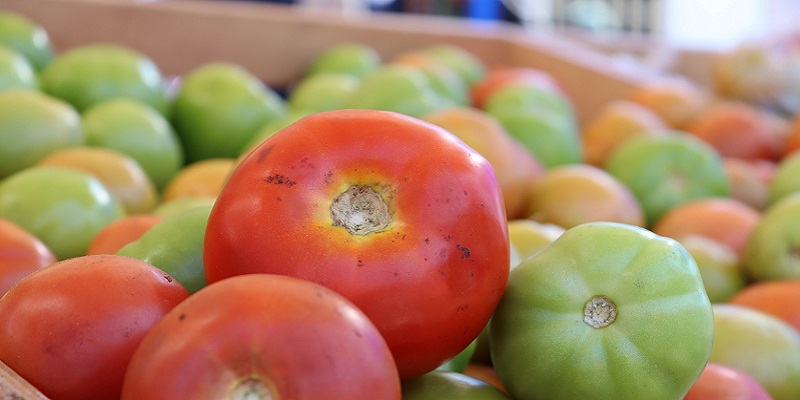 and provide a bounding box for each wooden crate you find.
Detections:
[0,1,661,397]
[0,0,661,123]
